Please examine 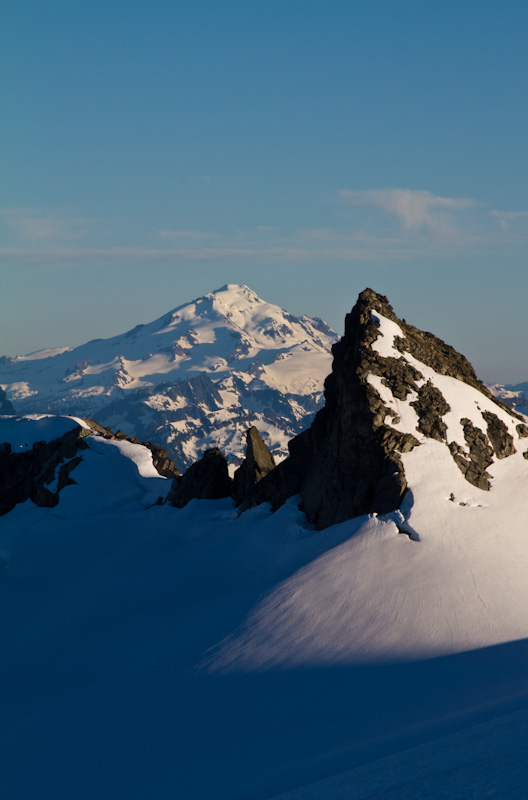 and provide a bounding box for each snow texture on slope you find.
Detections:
[3,278,528,800]
[205,310,528,670]
[2,399,528,799]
